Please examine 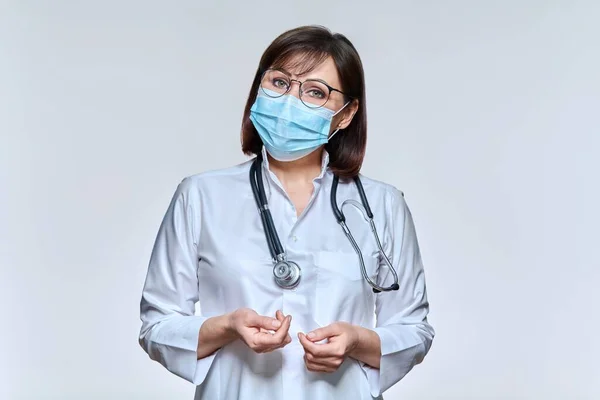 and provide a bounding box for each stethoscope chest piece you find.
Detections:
[273,260,301,289]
